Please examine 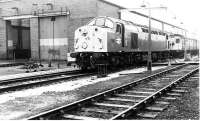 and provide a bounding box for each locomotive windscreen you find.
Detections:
[88,17,114,28]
